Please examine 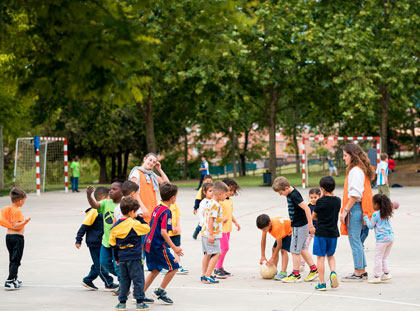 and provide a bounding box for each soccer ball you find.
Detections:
[259,263,277,279]
[393,201,399,209]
